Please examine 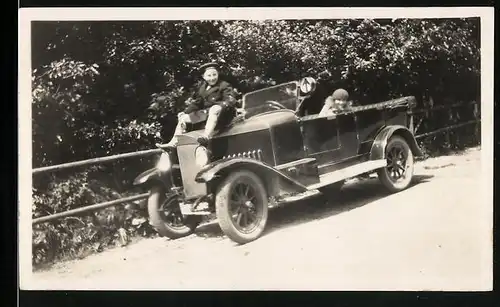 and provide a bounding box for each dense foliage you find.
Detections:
[31,18,481,267]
